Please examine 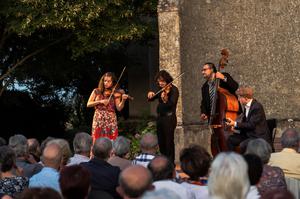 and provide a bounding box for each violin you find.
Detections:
[104,88,134,100]
[161,84,172,103]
